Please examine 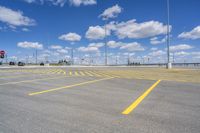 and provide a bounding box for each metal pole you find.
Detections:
[167,0,172,69]
[36,49,37,65]
[104,21,107,66]
[71,48,74,65]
